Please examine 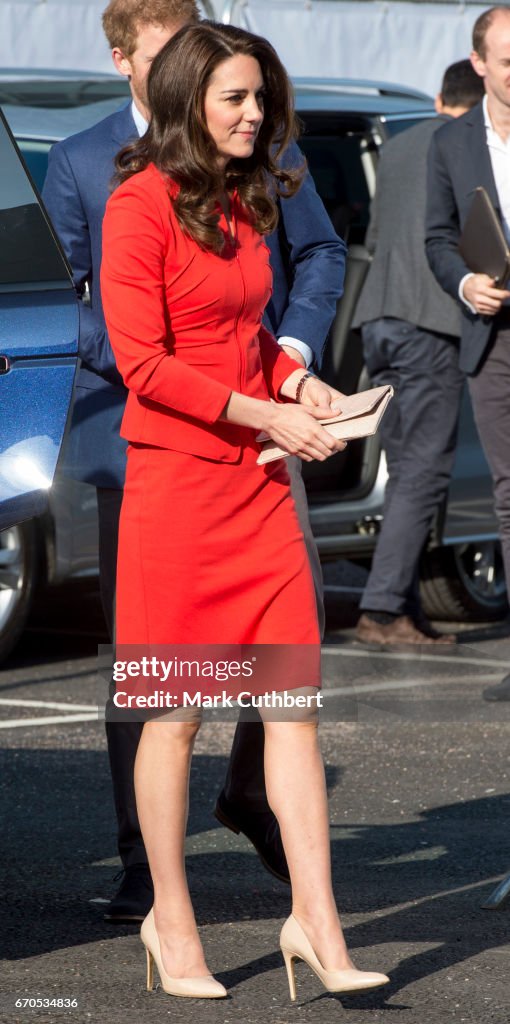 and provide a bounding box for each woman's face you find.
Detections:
[204,54,265,170]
